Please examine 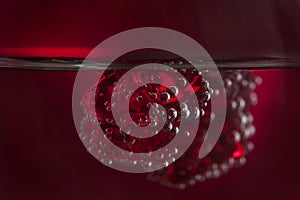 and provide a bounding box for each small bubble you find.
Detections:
[246,142,254,152]
[149,120,157,127]
[152,103,159,109]
[163,122,173,131]
[178,78,187,87]
[235,157,247,167]
[106,118,113,124]
[136,96,143,102]
[185,131,190,137]
[195,174,205,182]
[104,133,112,140]
[167,108,177,121]
[146,162,152,167]
[161,92,171,102]
[106,106,111,112]
[249,125,256,136]
[237,97,246,110]
[235,73,243,82]
[250,92,258,105]
[105,128,113,134]
[231,100,237,110]
[239,113,248,125]
[158,153,164,159]
[150,93,158,99]
[243,129,252,139]
[242,80,248,87]
[225,79,232,87]
[181,108,190,119]
[213,89,220,96]
[168,86,178,97]
[151,74,161,81]
[173,127,179,135]
[200,109,205,117]
[147,103,152,108]
[180,102,188,109]
[173,148,178,154]
[248,113,254,123]
[163,161,169,167]
[254,76,262,85]
[123,136,135,146]
[232,130,241,143]
[189,107,200,120]
[249,82,256,89]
